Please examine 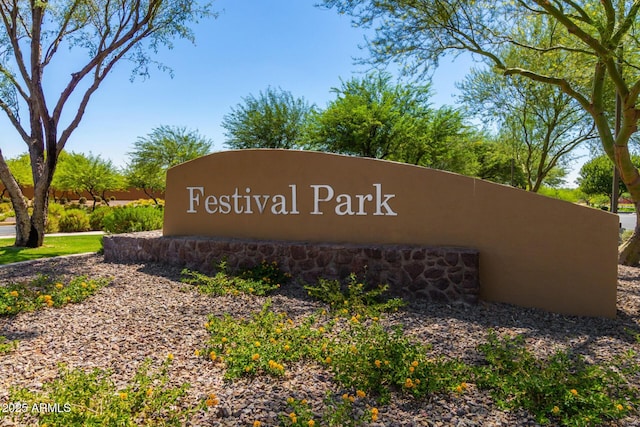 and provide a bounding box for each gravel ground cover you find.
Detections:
[0,254,639,426]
